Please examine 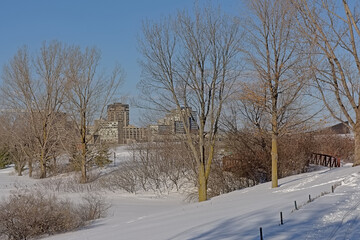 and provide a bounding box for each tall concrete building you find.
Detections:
[94,103,146,144]
[107,103,129,125]
[107,103,129,143]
